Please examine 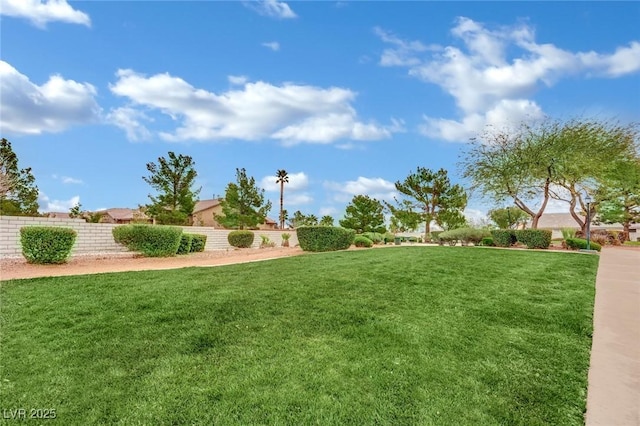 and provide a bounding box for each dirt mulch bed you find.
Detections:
[1,247,307,281]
